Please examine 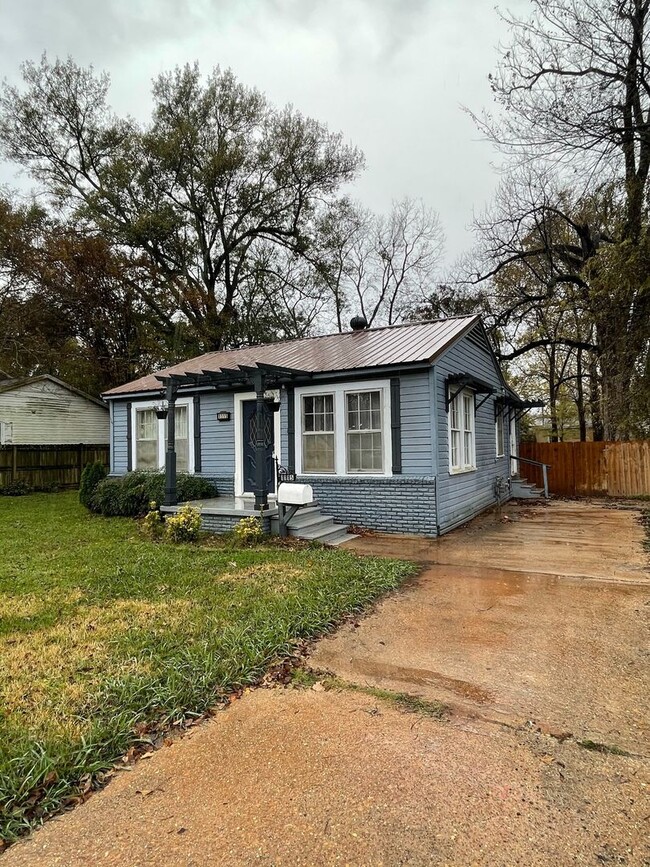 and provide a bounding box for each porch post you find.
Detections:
[253,371,268,511]
[163,381,178,506]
